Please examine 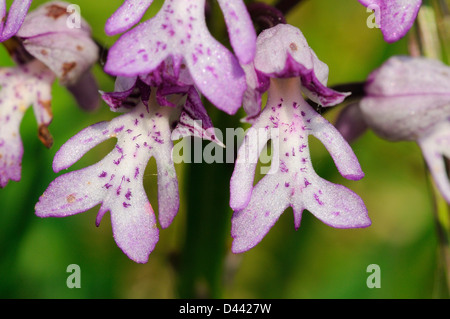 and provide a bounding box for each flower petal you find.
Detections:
[308,106,364,180]
[0,0,33,41]
[254,24,349,106]
[229,122,272,211]
[105,0,154,36]
[22,32,99,85]
[358,0,422,42]
[172,87,225,146]
[230,77,368,252]
[0,61,55,187]
[110,193,159,263]
[334,102,368,143]
[52,121,112,172]
[301,175,370,229]
[104,0,247,114]
[360,56,450,141]
[16,1,92,38]
[231,174,290,253]
[36,97,185,262]
[418,121,450,203]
